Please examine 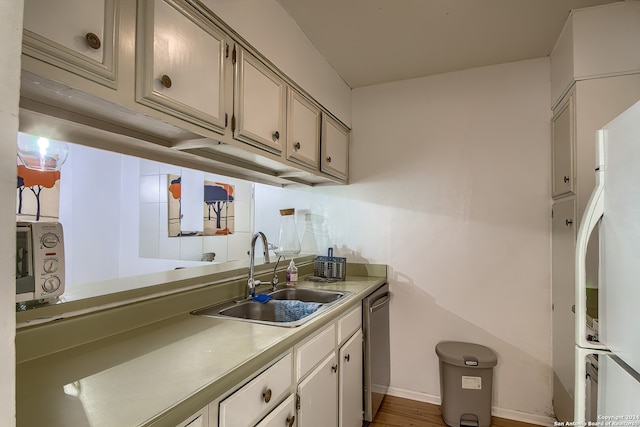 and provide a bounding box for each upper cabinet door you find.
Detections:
[321,114,350,181]
[552,91,575,199]
[22,0,118,87]
[137,0,229,134]
[233,46,286,155]
[287,88,321,169]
